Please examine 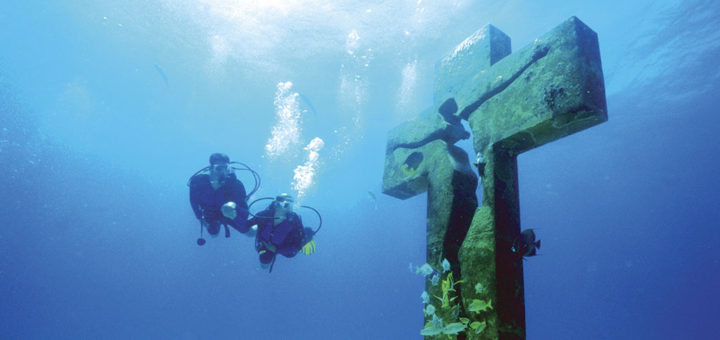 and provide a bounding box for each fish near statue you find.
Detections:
[511,229,541,257]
